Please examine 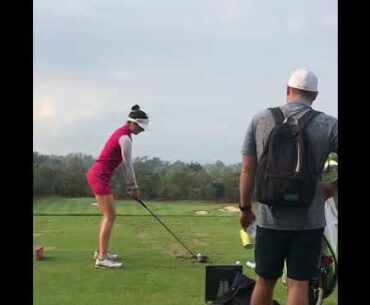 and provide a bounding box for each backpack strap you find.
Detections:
[298,109,321,130]
[268,107,285,125]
